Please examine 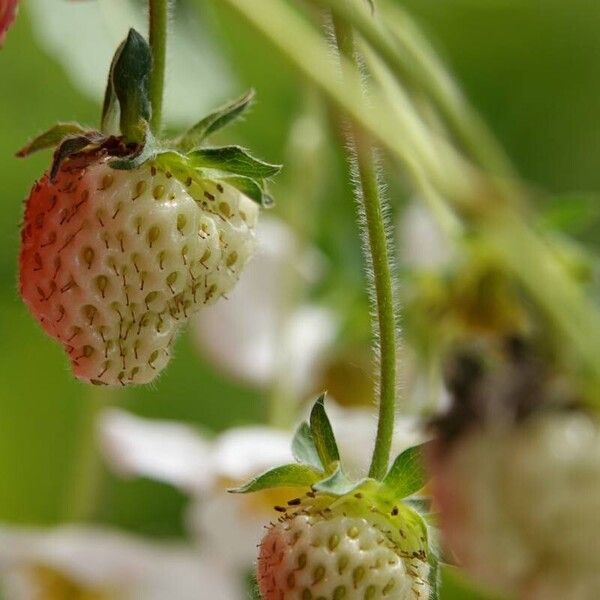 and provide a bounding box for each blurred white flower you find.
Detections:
[27,0,233,125]
[399,201,454,270]
[191,217,337,396]
[0,525,236,599]
[99,405,426,597]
